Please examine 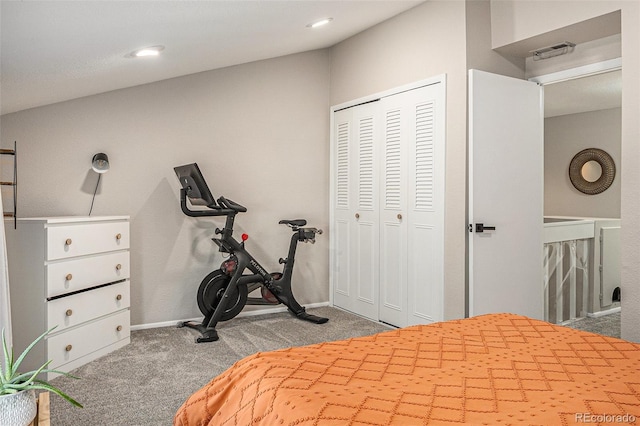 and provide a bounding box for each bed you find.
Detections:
[174,313,640,425]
